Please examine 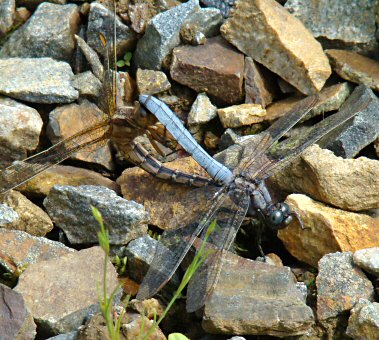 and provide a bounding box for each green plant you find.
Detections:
[113,255,127,276]
[116,52,132,68]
